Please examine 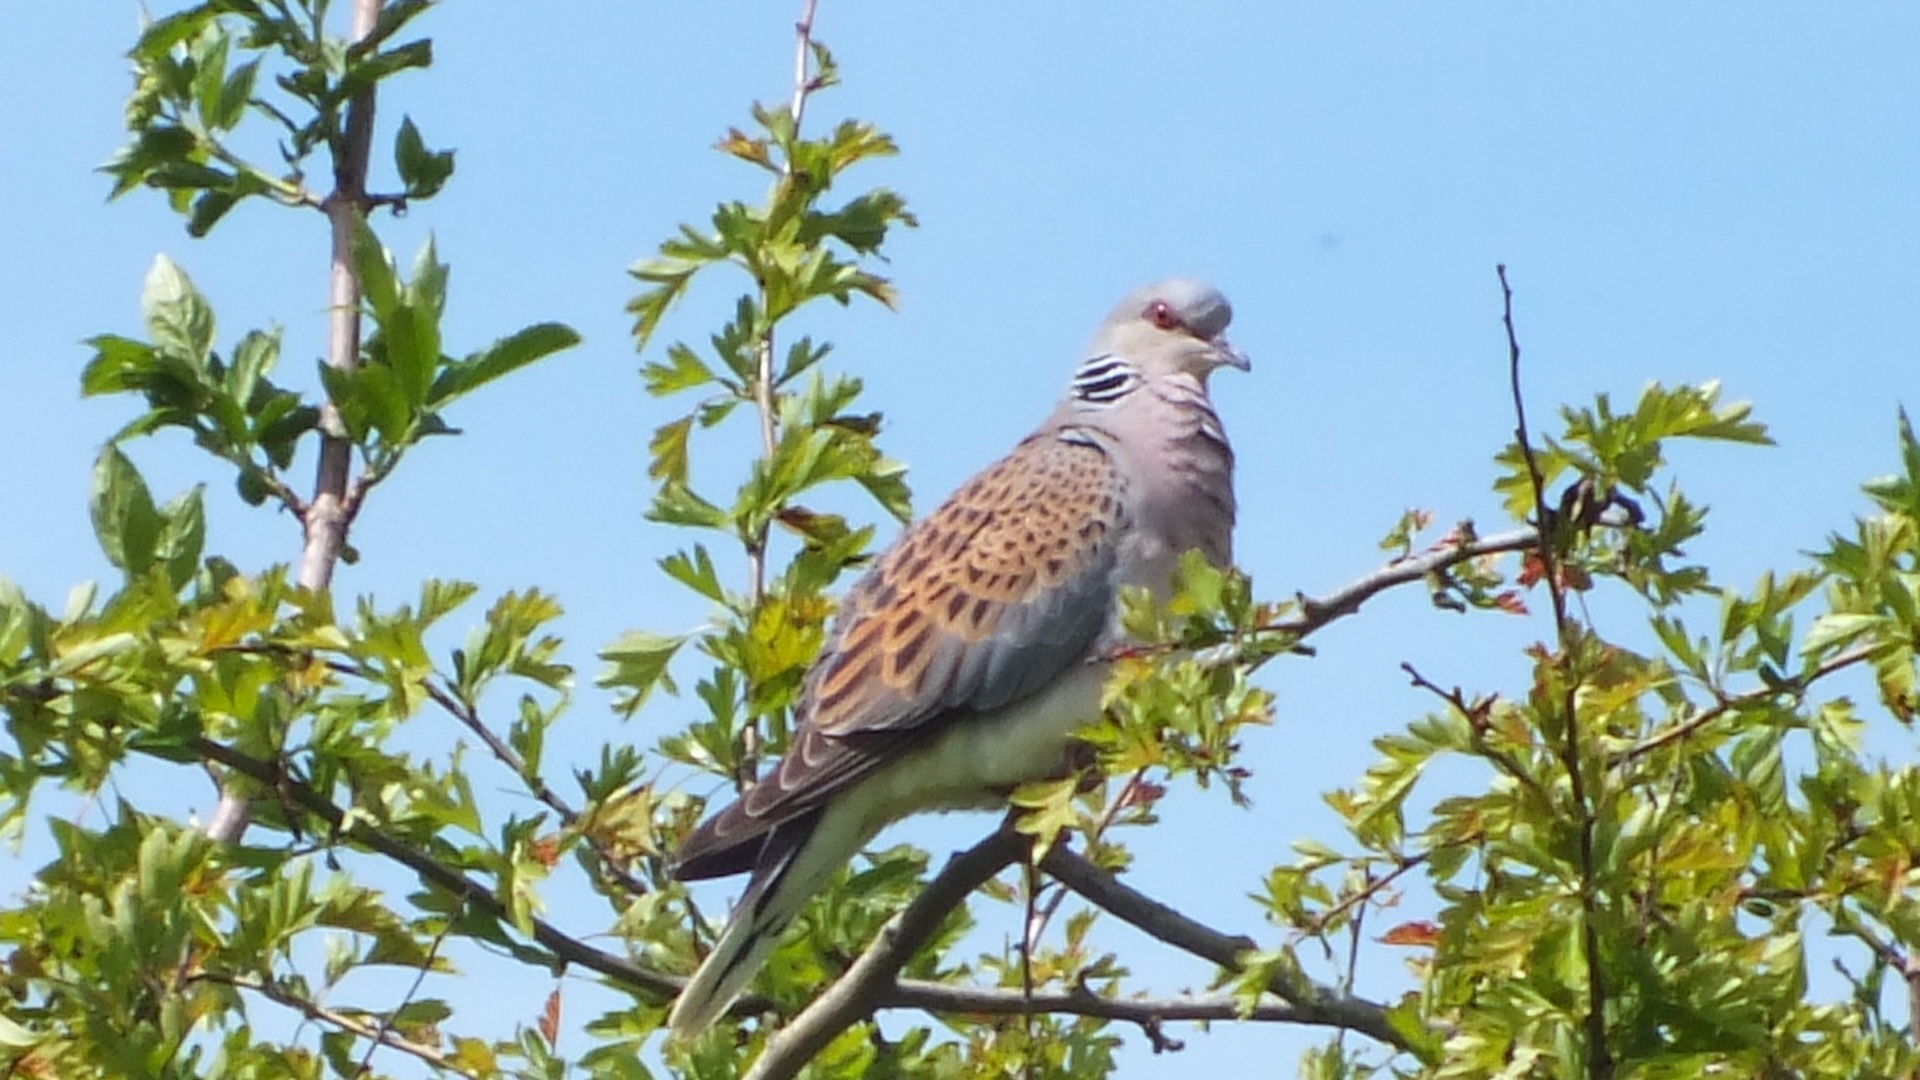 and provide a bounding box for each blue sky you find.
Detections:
[4,3,1918,1075]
